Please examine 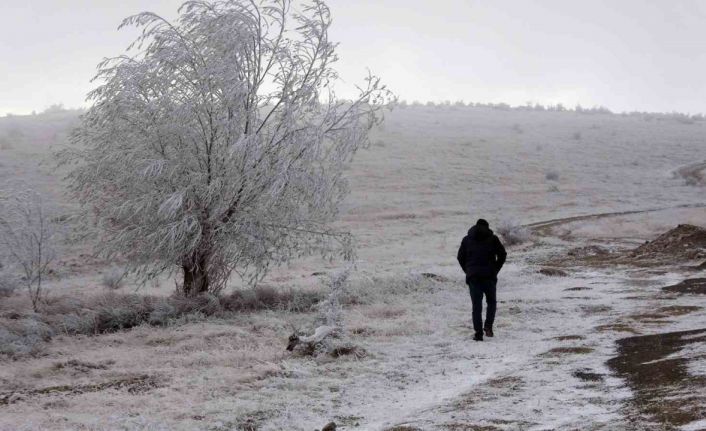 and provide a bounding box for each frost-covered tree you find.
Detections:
[64,0,394,296]
[0,189,56,311]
